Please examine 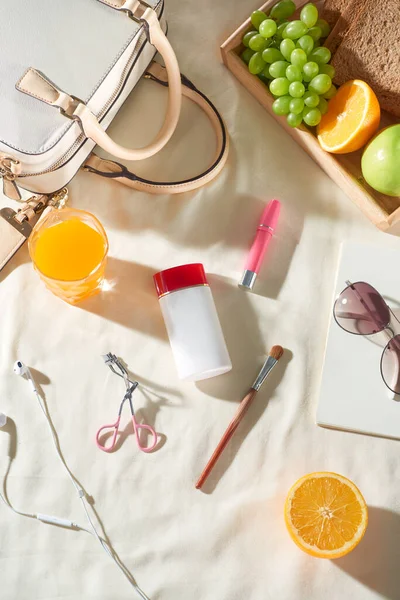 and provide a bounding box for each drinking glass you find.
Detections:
[28,207,108,304]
